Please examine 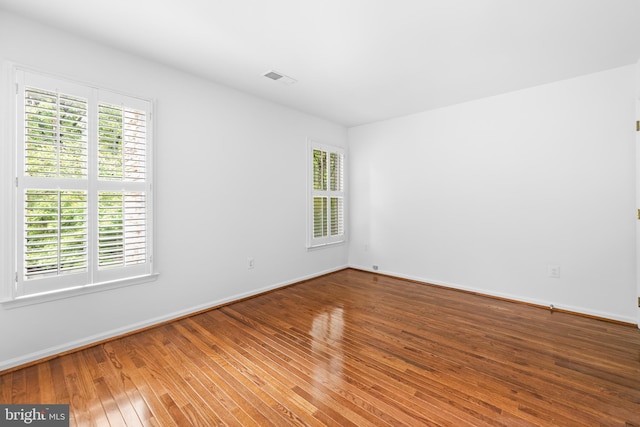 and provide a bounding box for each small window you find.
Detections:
[8,68,155,300]
[308,141,345,248]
